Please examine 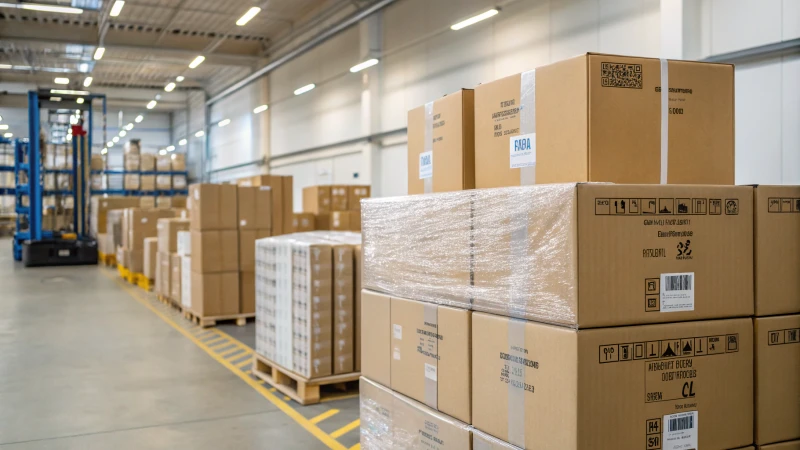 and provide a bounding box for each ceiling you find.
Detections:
[0,0,359,95]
